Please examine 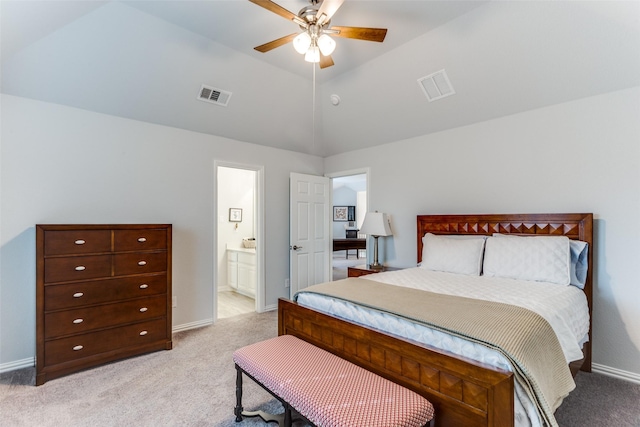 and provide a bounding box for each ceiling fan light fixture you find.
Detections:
[250,0,387,69]
[317,34,336,56]
[305,45,320,63]
[293,32,312,54]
